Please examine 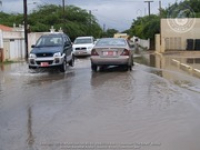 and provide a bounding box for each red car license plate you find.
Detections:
[40,62,49,67]
[103,51,116,56]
